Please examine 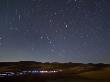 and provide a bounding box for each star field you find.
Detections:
[0,0,110,63]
